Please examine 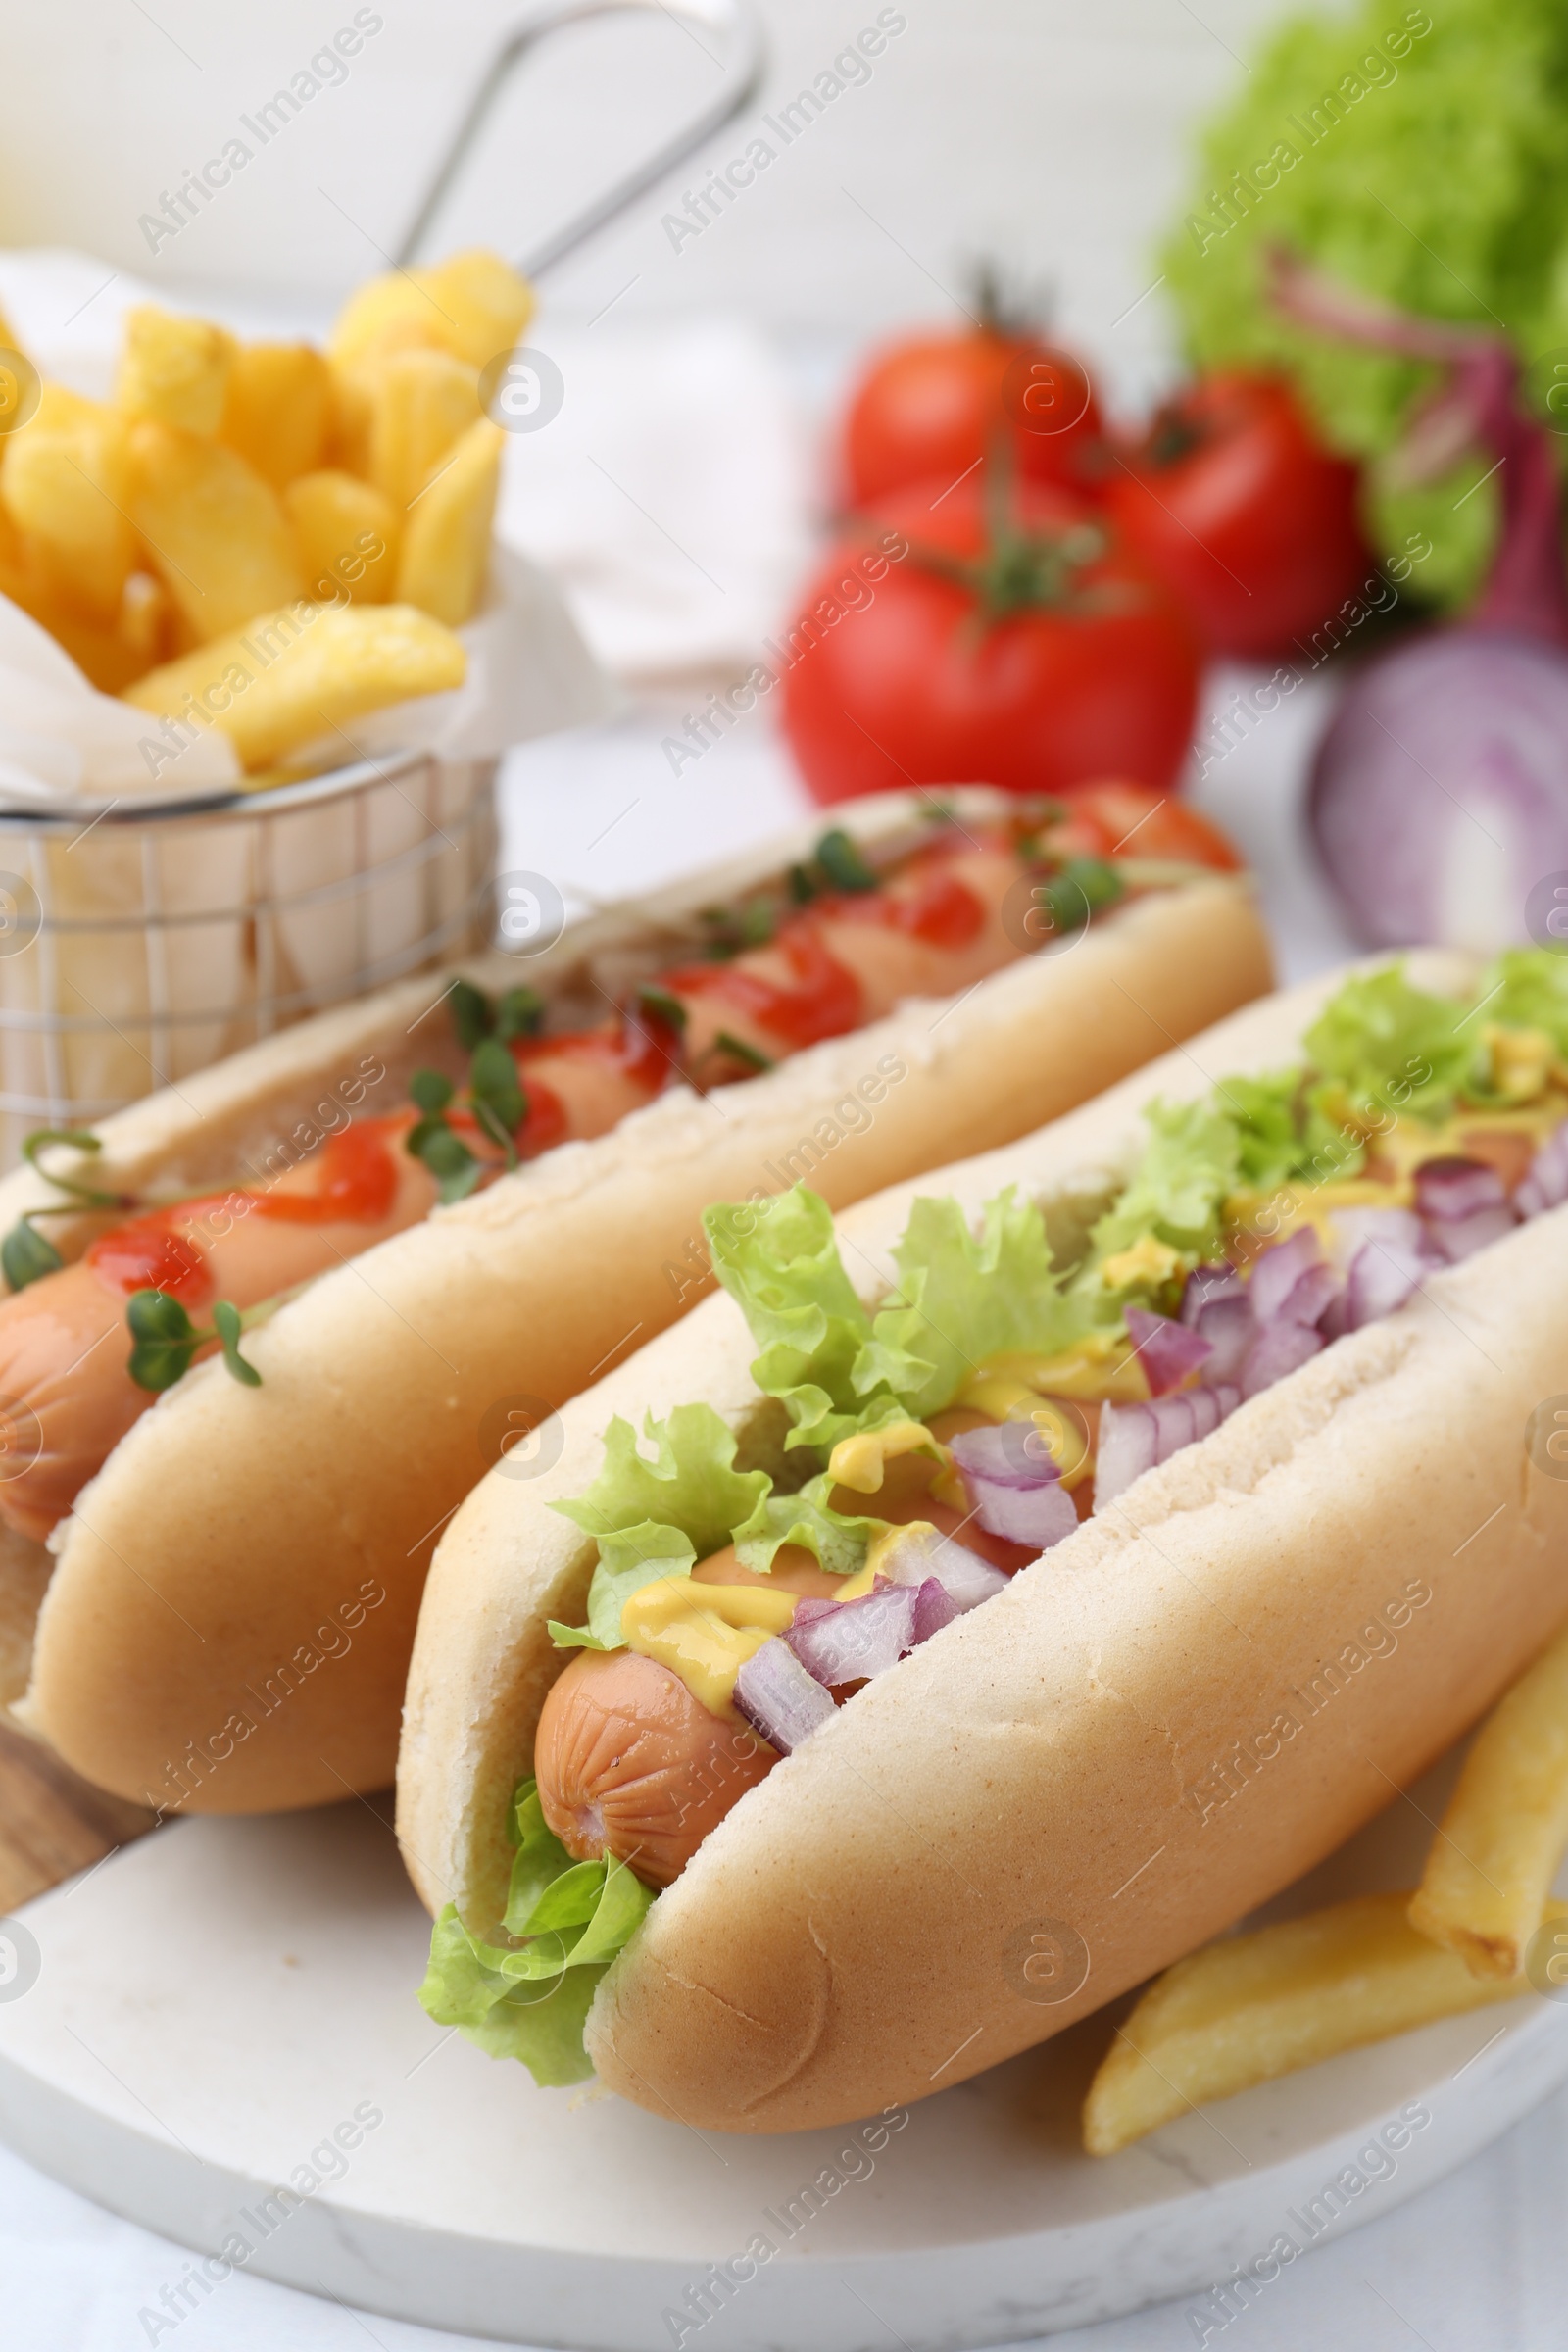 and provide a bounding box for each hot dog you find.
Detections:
[399,947,1568,2127]
[7,786,1269,1807]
